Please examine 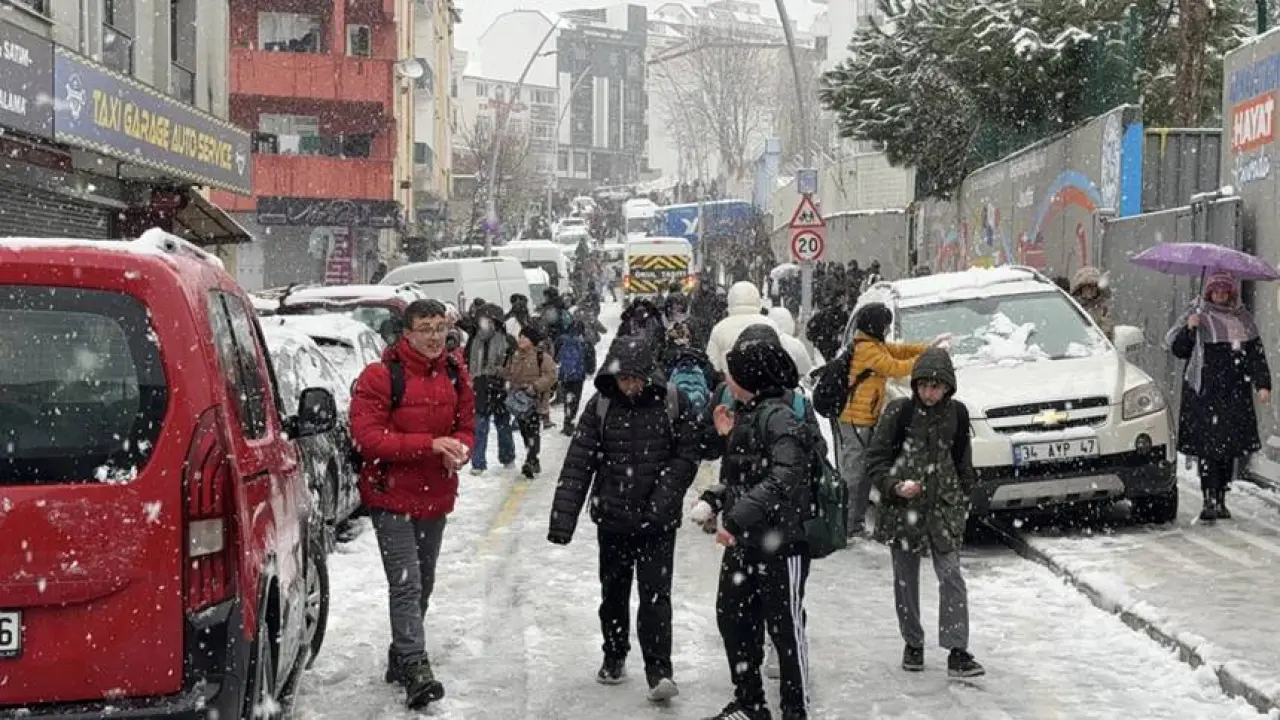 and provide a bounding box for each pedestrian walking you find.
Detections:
[502,324,558,478]
[1167,272,1272,520]
[349,300,476,709]
[705,281,780,373]
[863,347,985,679]
[695,325,817,720]
[805,290,850,364]
[547,336,700,703]
[837,303,934,536]
[1070,266,1115,338]
[766,306,815,378]
[465,303,516,475]
[555,318,597,434]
